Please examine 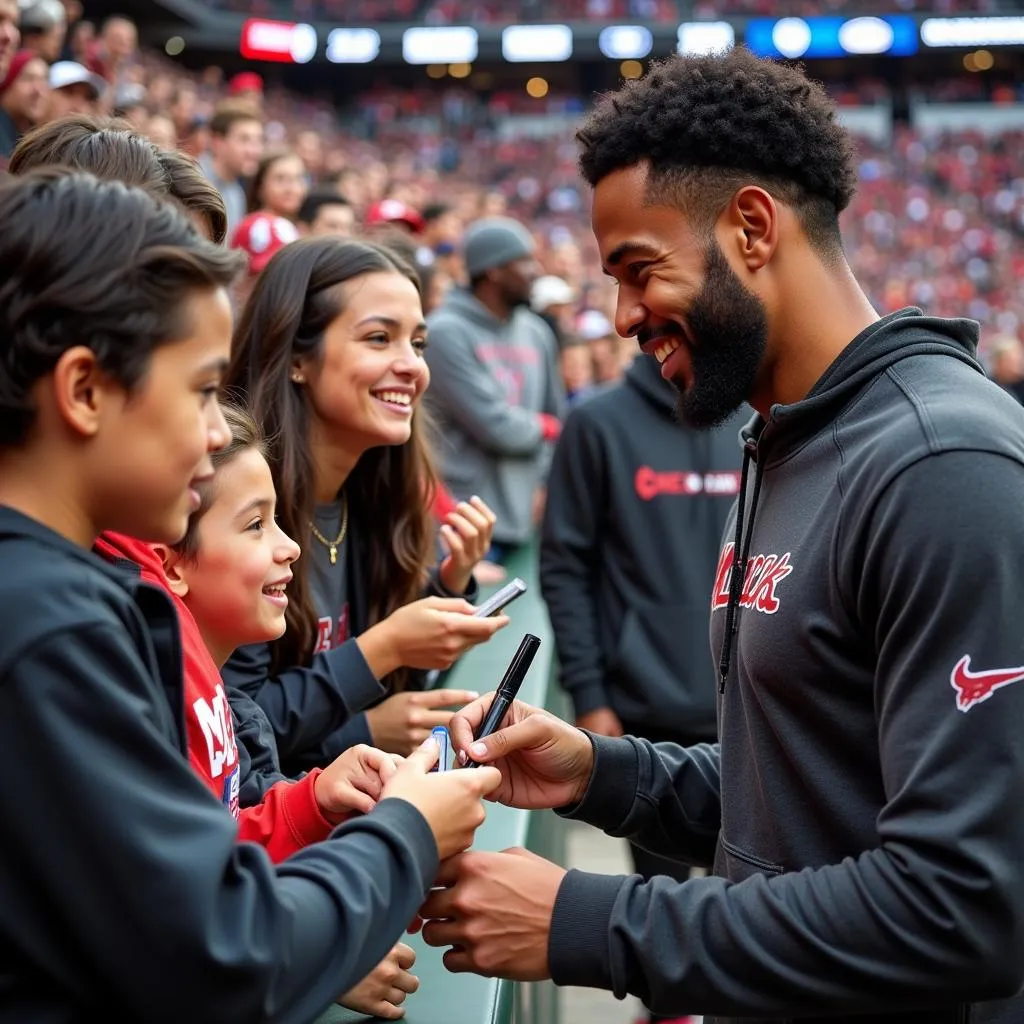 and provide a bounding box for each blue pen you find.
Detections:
[430,725,451,773]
